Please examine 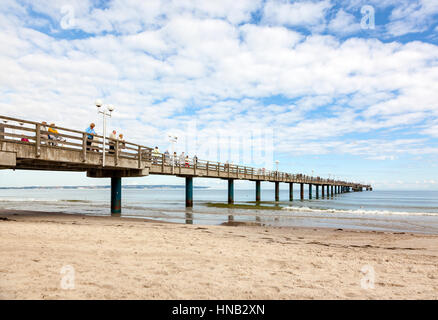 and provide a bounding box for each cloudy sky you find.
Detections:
[0,0,437,190]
